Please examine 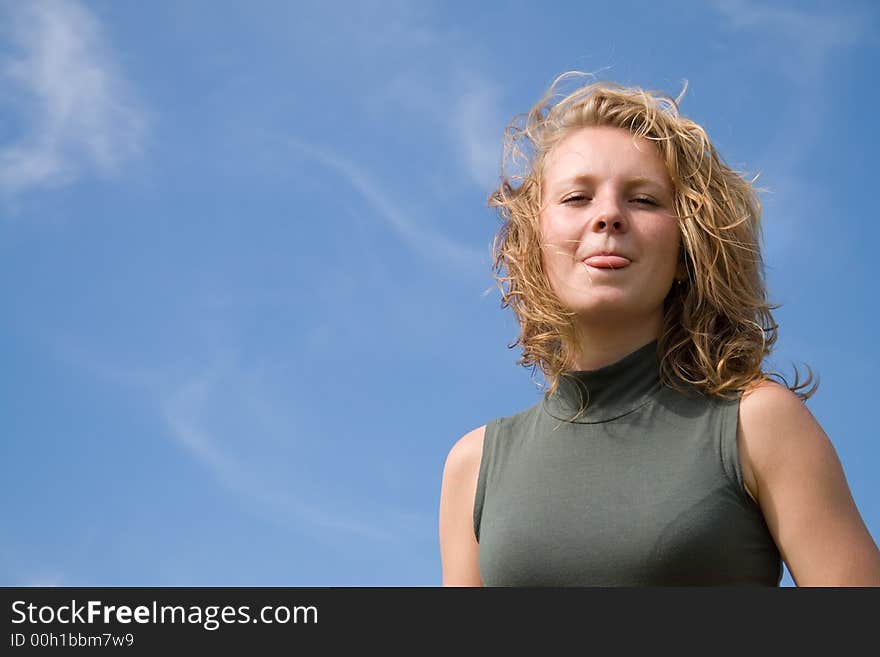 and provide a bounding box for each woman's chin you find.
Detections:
[562,294,631,313]
[563,297,663,322]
